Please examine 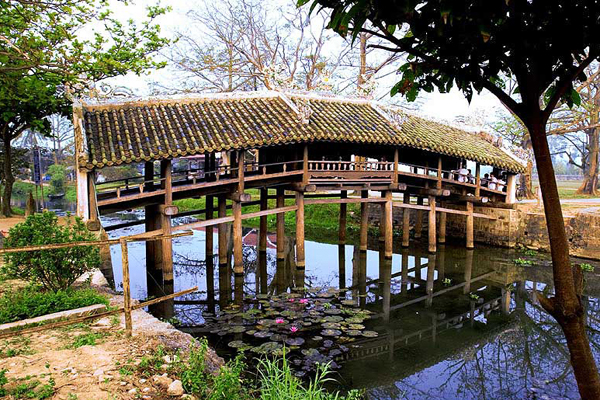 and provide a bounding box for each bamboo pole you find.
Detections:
[120,238,132,337]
